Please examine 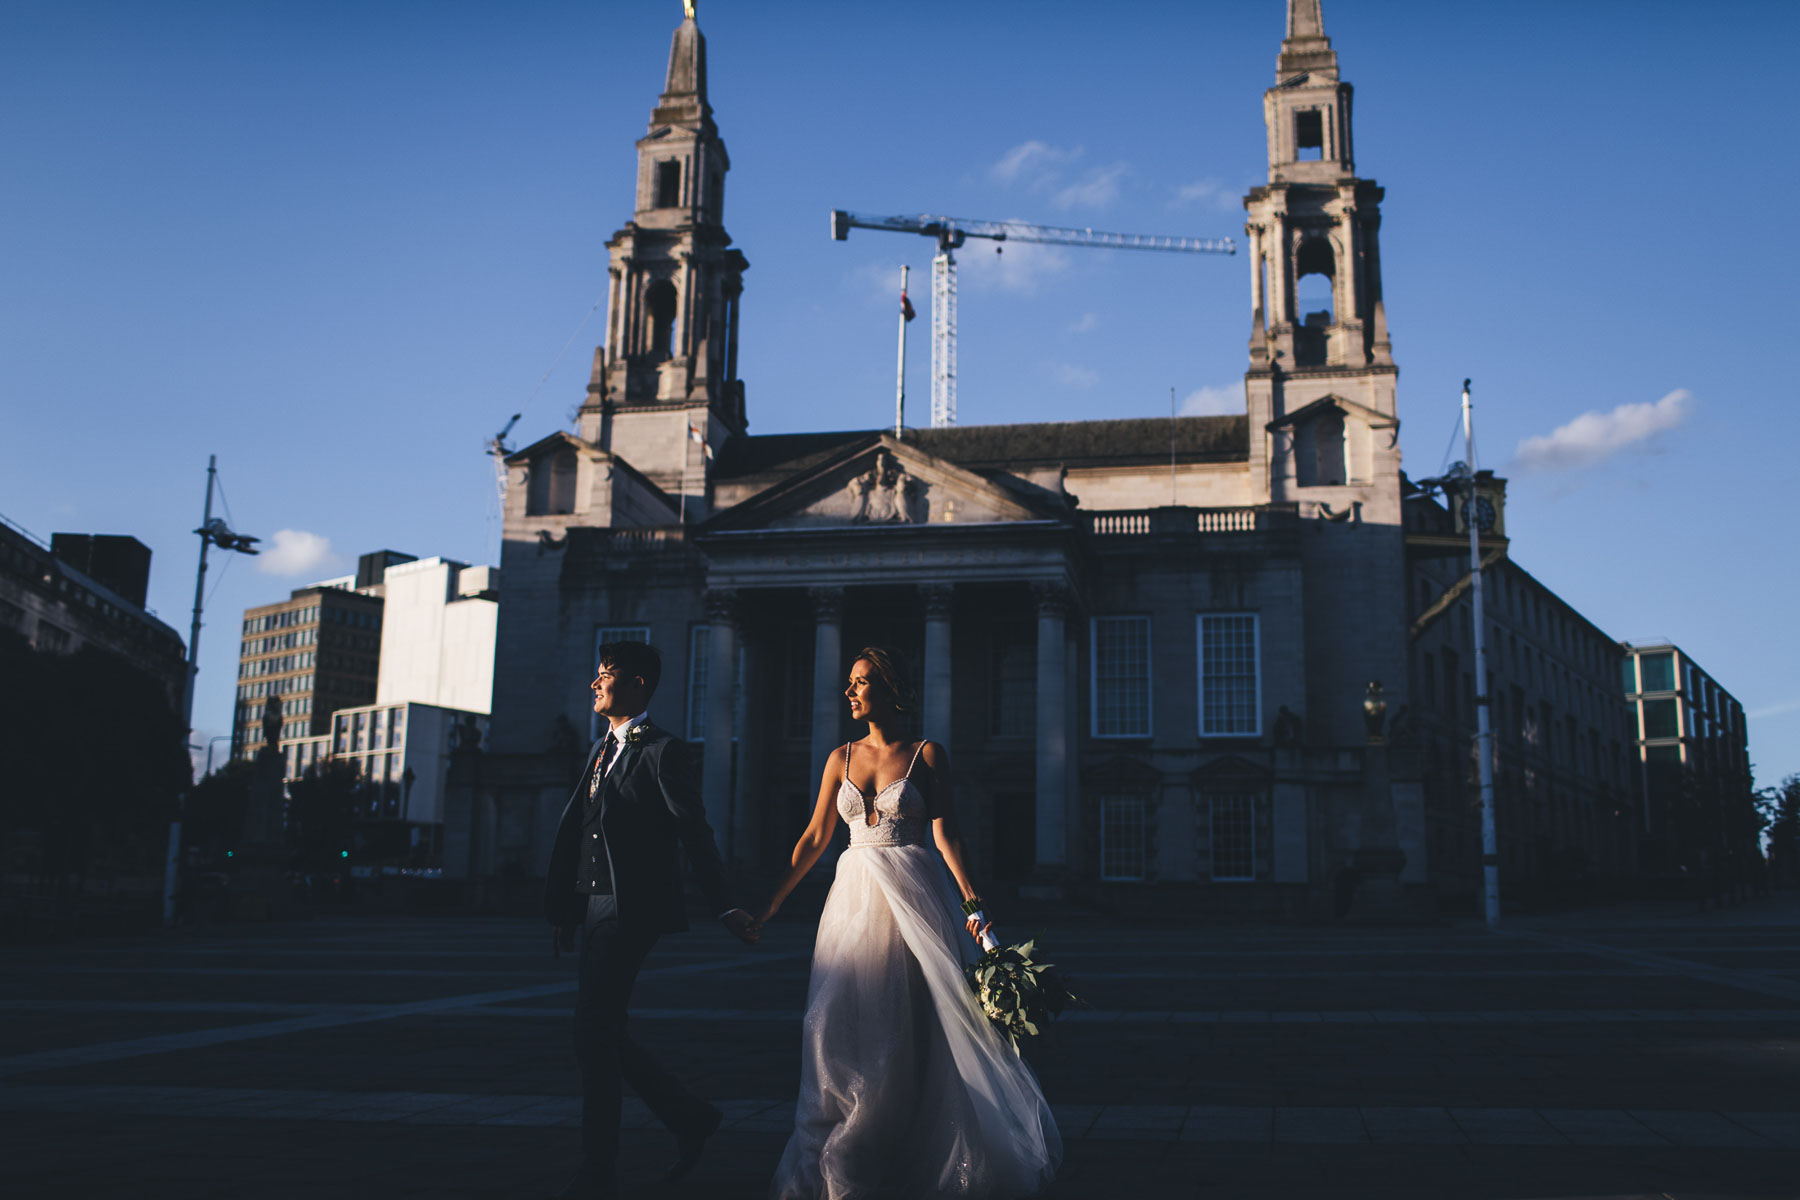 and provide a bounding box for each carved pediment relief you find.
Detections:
[710,435,1055,532]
